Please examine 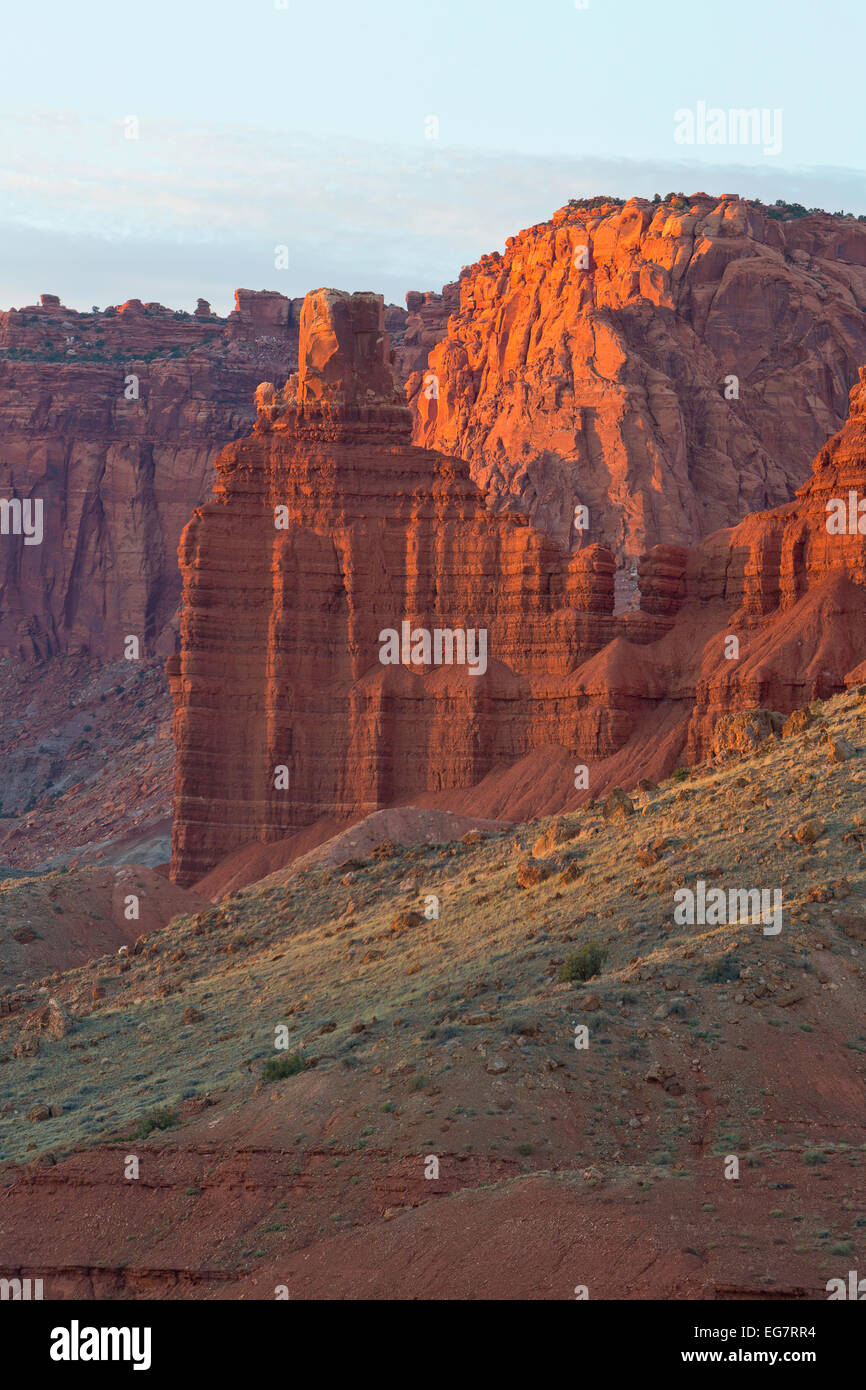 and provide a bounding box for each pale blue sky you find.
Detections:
[2,0,864,312]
